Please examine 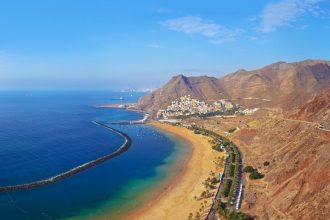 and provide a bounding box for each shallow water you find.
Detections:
[0,91,187,219]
